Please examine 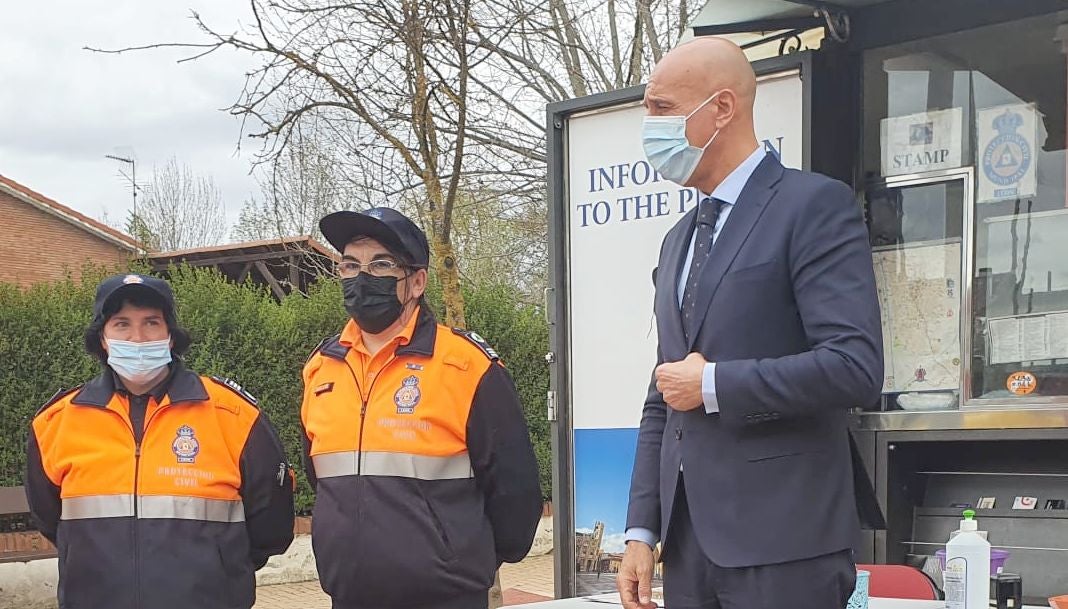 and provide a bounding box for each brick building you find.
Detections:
[0,174,142,286]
